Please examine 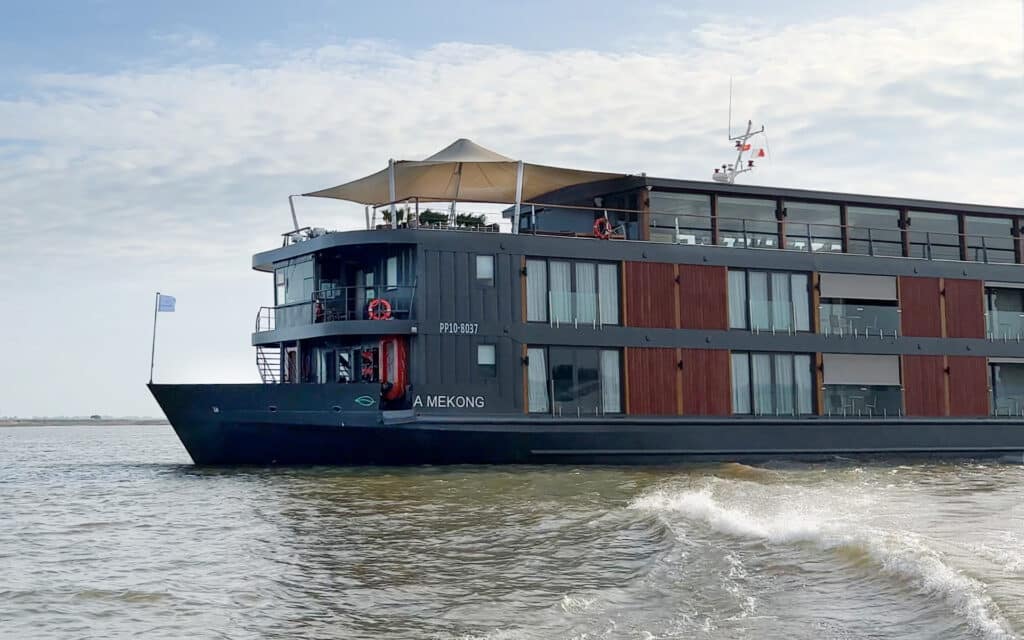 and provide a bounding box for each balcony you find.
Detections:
[256,284,416,334]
